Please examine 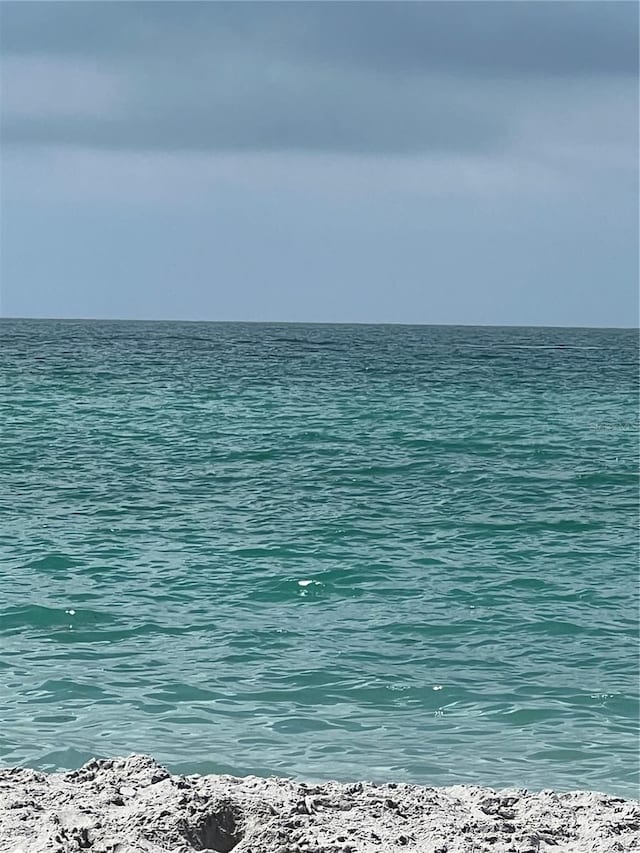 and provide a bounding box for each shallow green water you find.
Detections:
[1,319,638,796]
